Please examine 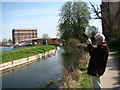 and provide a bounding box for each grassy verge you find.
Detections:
[109,47,120,85]
[79,60,93,88]
[1,45,55,63]
[109,47,120,70]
